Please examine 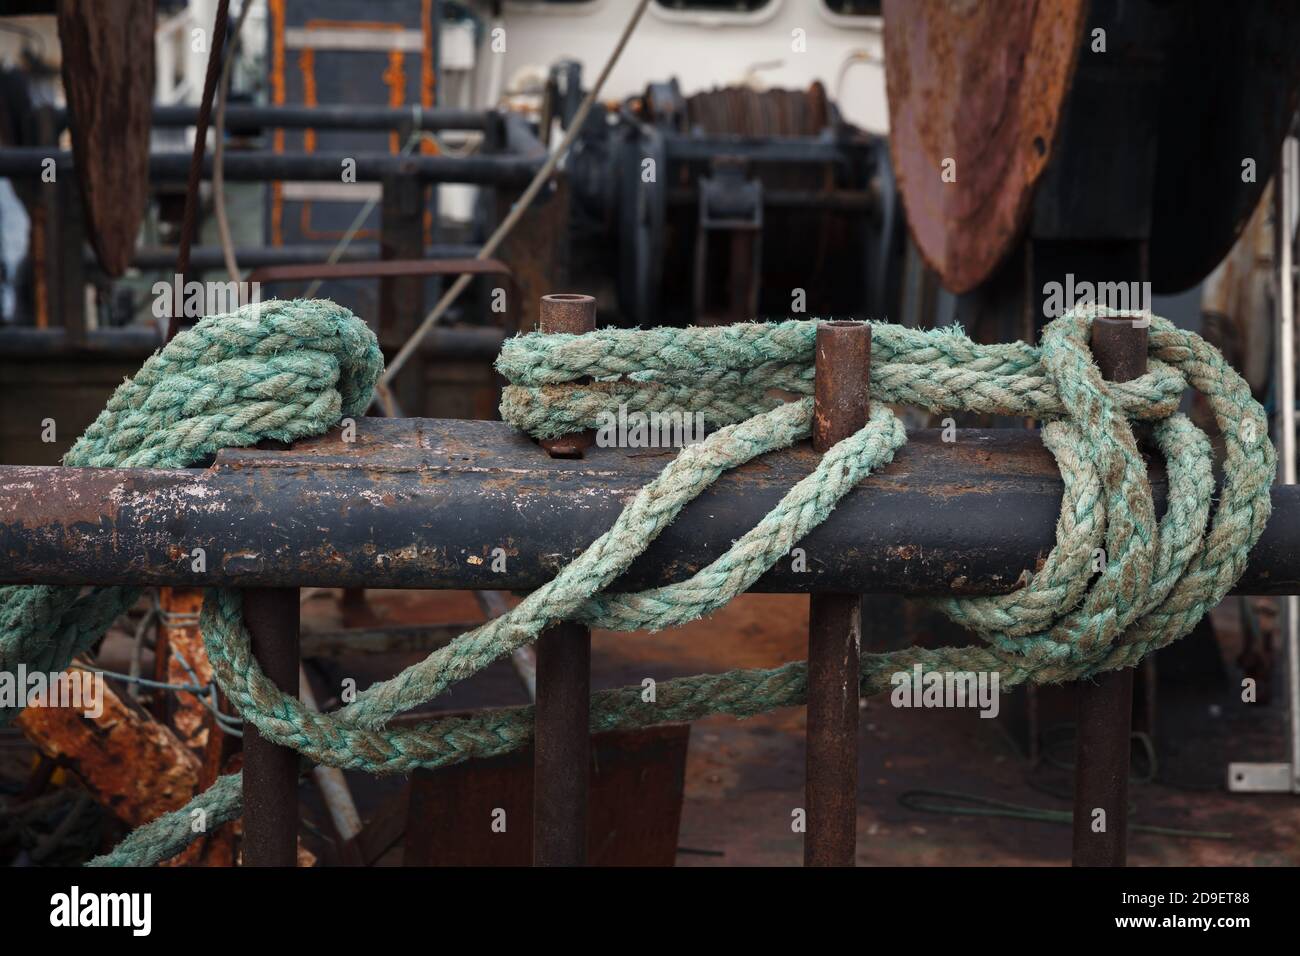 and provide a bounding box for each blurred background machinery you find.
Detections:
[558,70,902,326]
